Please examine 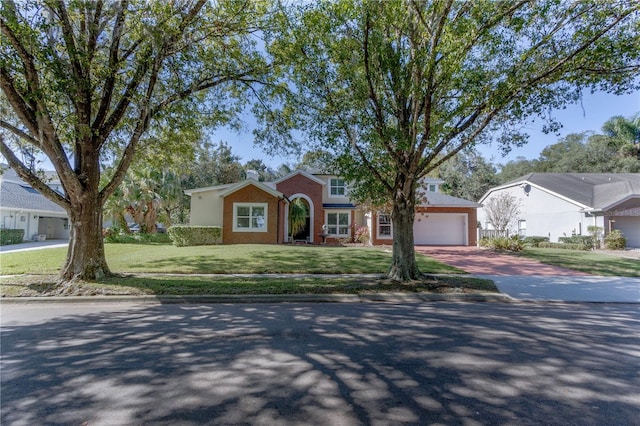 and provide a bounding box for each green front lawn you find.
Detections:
[517,248,640,277]
[0,243,464,275]
[0,244,497,297]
